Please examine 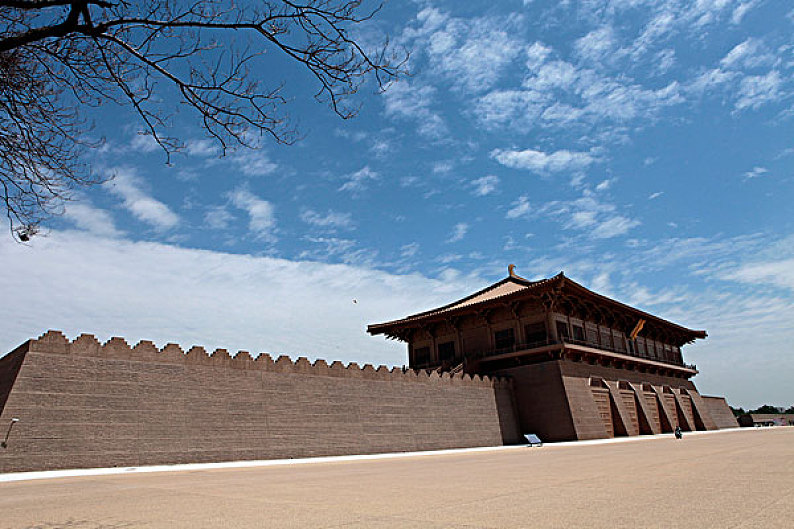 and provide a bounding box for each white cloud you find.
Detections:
[432,160,454,174]
[526,60,579,91]
[539,194,640,239]
[228,188,276,241]
[471,175,499,196]
[731,0,759,24]
[63,201,122,238]
[574,26,617,65]
[735,70,783,111]
[590,215,641,239]
[382,80,448,139]
[299,237,378,266]
[447,222,469,243]
[721,38,775,70]
[648,191,664,199]
[632,12,677,57]
[406,9,523,93]
[0,230,486,367]
[300,209,355,230]
[204,205,234,230]
[728,258,794,291]
[654,48,677,74]
[232,149,278,177]
[506,196,531,219]
[595,178,615,191]
[185,139,219,157]
[491,148,595,174]
[743,166,768,179]
[104,168,180,231]
[129,133,160,153]
[687,68,737,95]
[339,166,379,194]
[400,242,420,259]
[478,41,684,133]
[526,42,552,69]
[474,89,547,128]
